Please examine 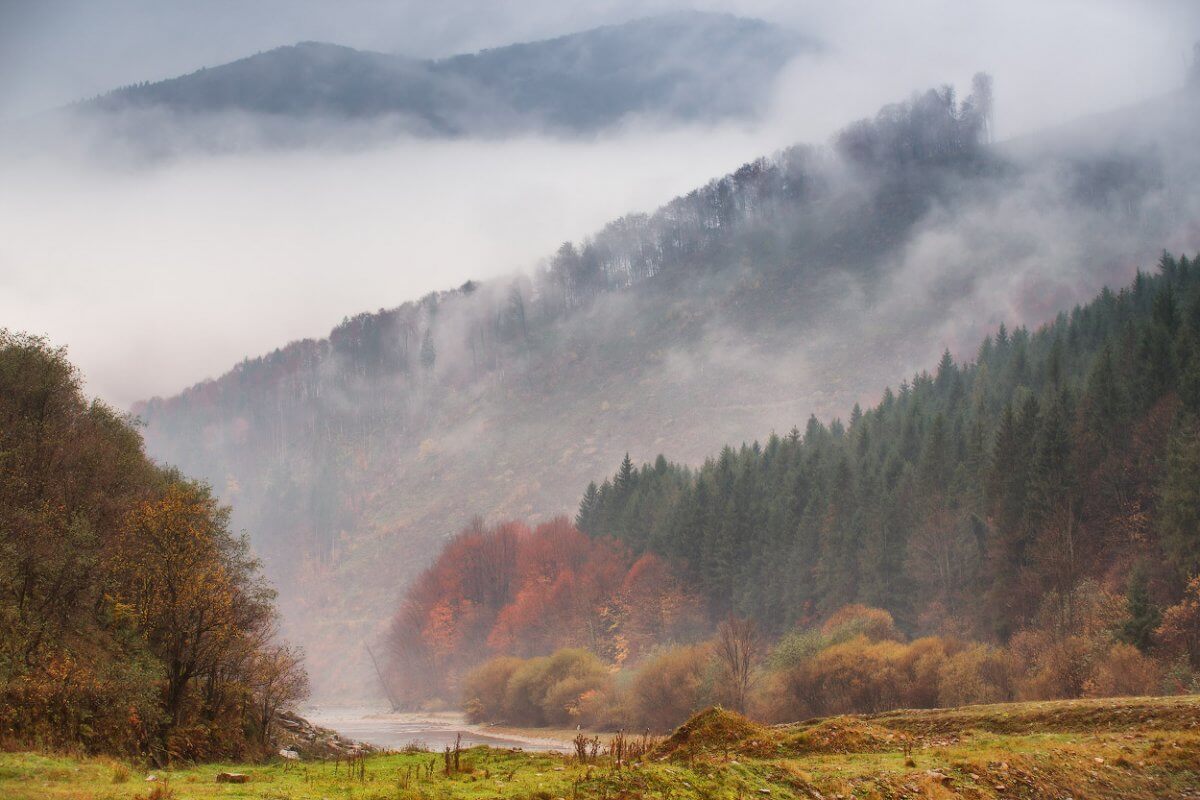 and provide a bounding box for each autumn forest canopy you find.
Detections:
[0,332,307,762]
